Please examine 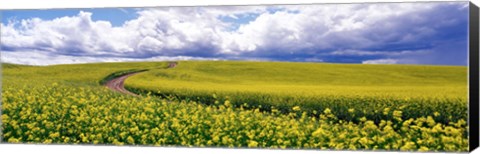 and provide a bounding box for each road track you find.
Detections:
[104,61,177,96]
[104,72,141,96]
